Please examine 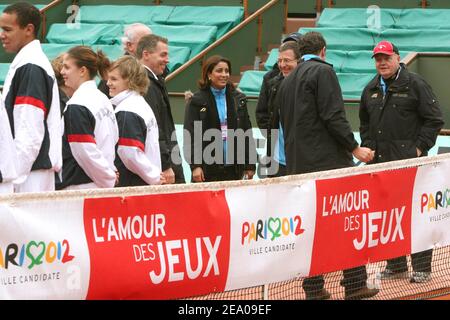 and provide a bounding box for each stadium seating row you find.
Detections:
[46,23,216,59]
[318,8,450,30]
[237,70,375,99]
[76,5,243,39]
[264,48,410,73]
